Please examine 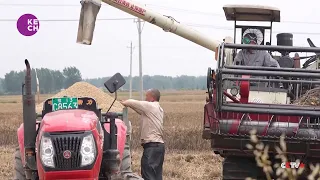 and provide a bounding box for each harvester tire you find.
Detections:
[13,146,27,180]
[222,156,266,180]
